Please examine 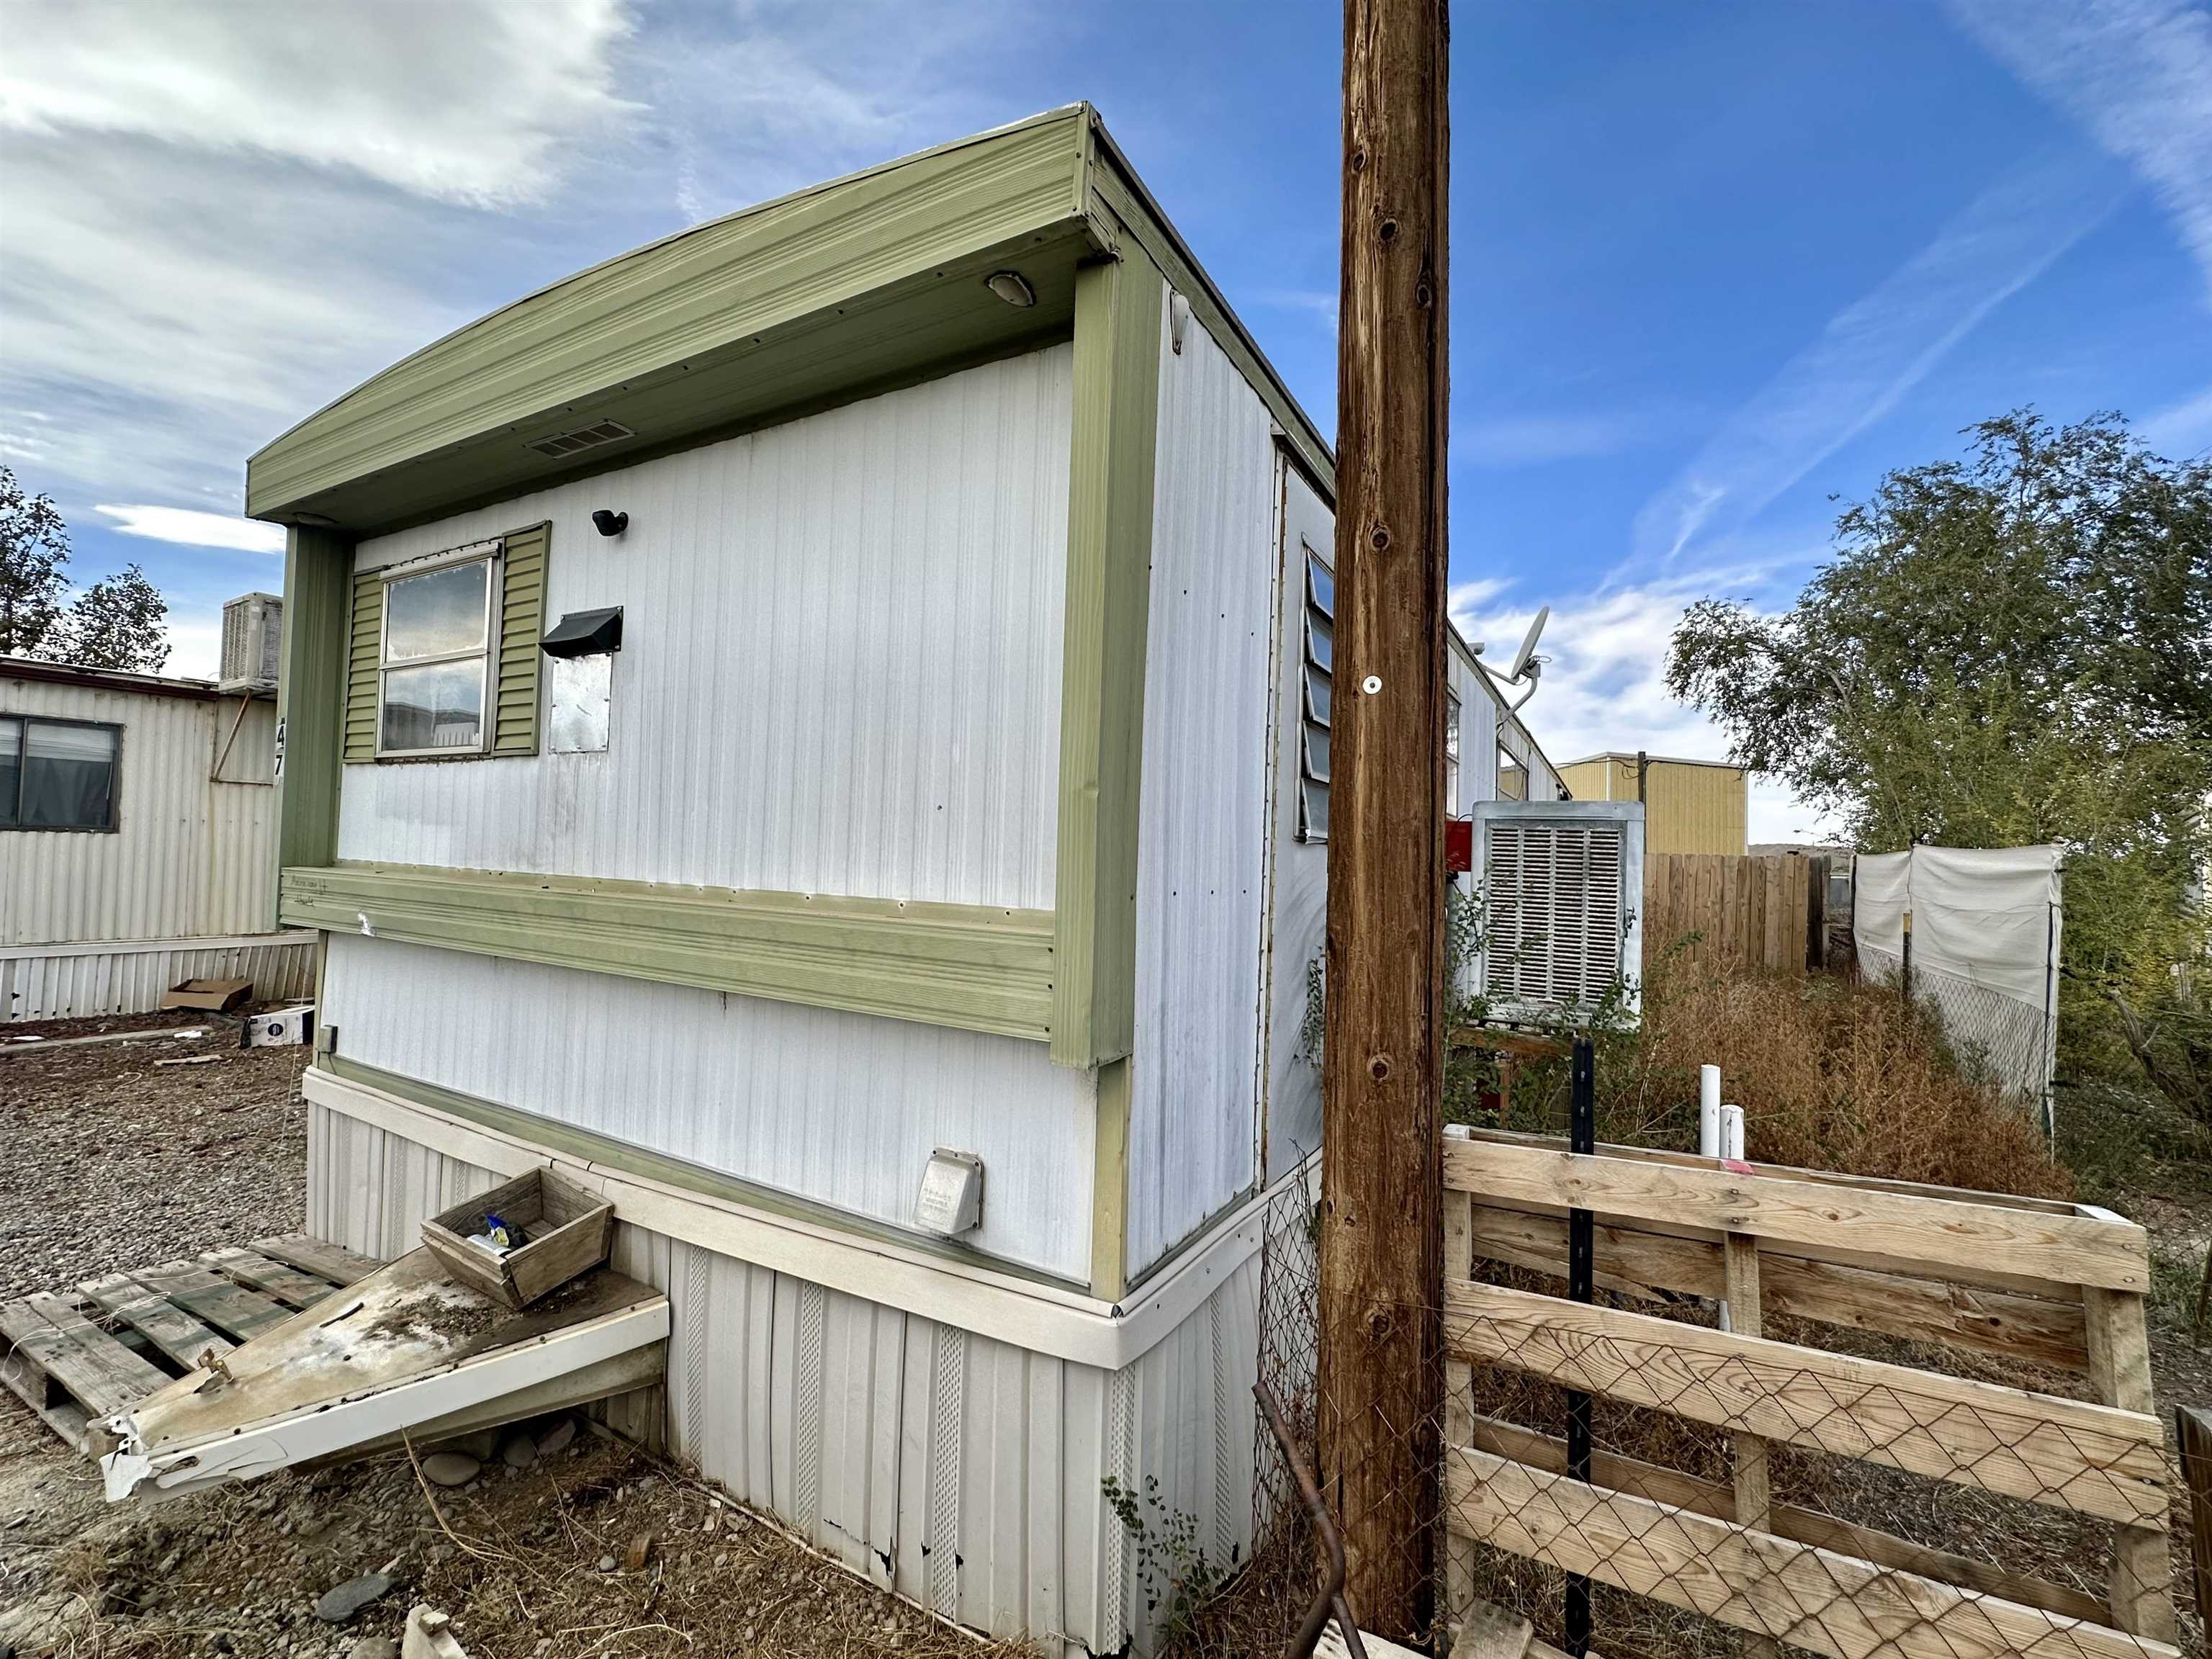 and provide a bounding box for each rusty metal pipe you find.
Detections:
[1256,1382,1368,1659]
